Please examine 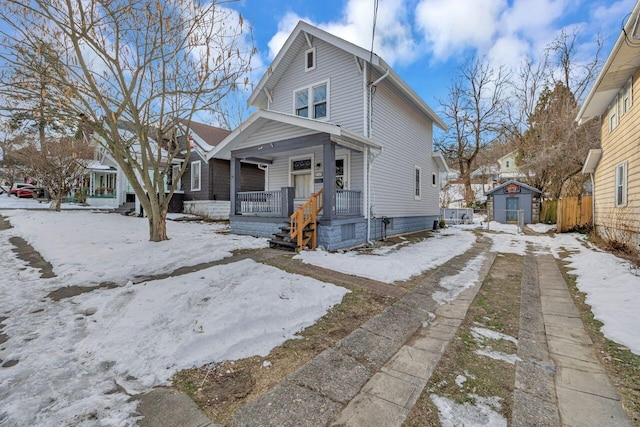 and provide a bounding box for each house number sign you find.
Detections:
[292,159,311,171]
